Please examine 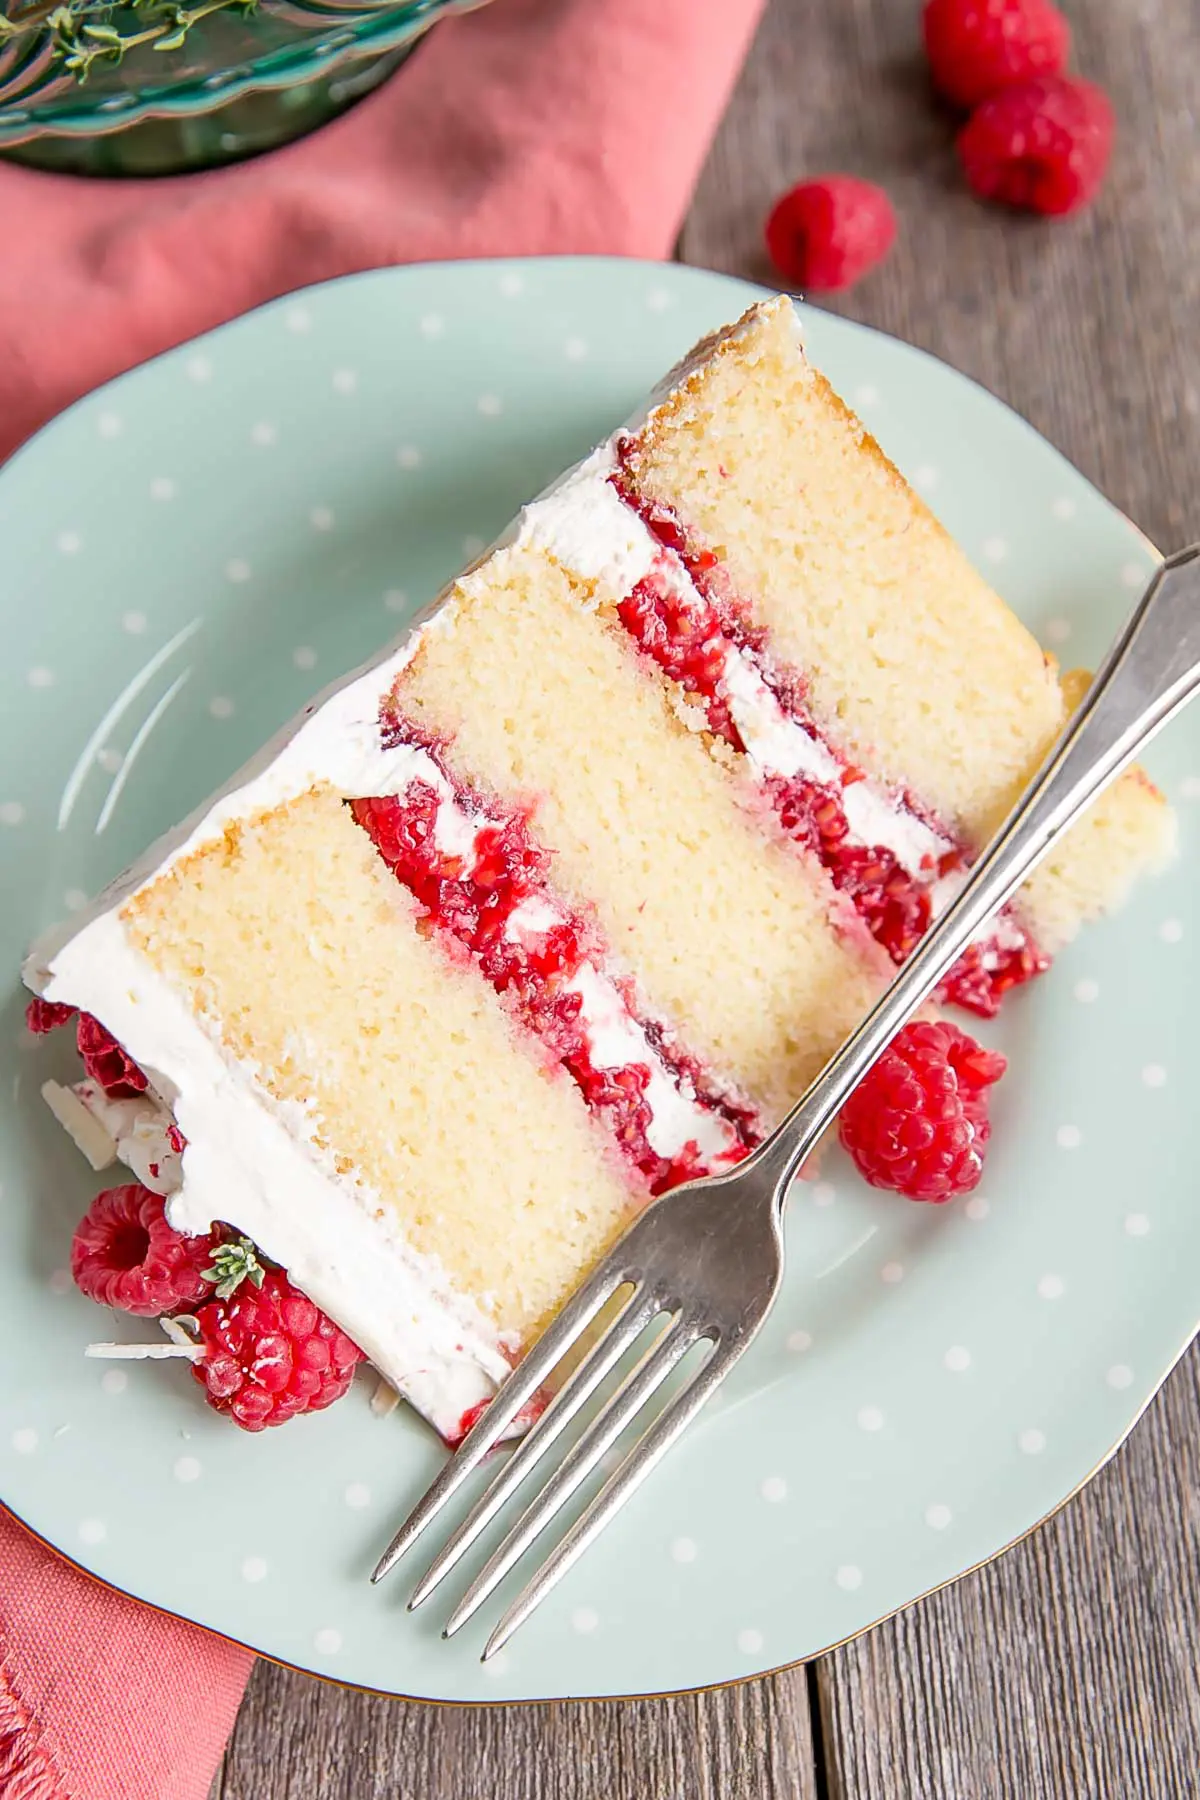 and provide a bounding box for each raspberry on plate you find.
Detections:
[838,1020,1007,1202]
[71,1183,220,1317]
[764,176,897,293]
[25,996,77,1035]
[192,1266,364,1432]
[76,1011,149,1098]
[958,75,1115,216]
[923,0,1070,110]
